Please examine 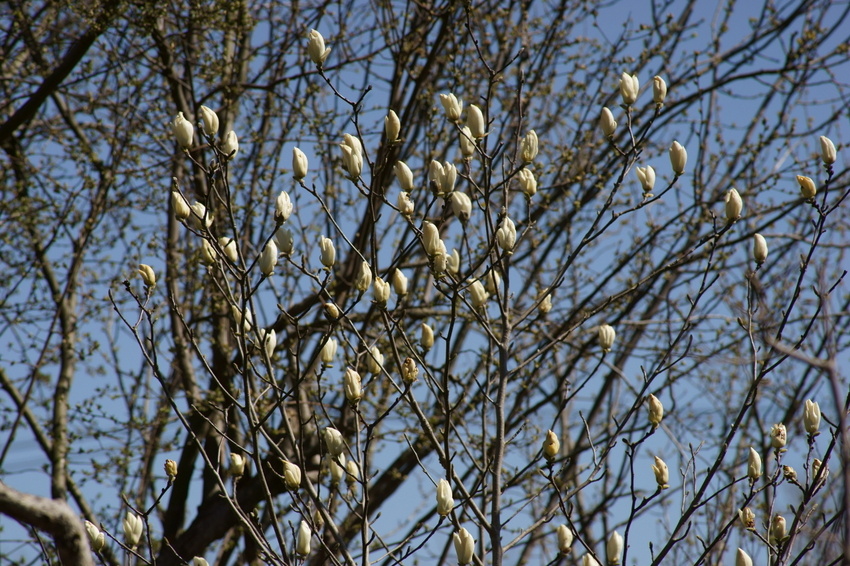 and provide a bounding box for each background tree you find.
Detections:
[1,0,849,565]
